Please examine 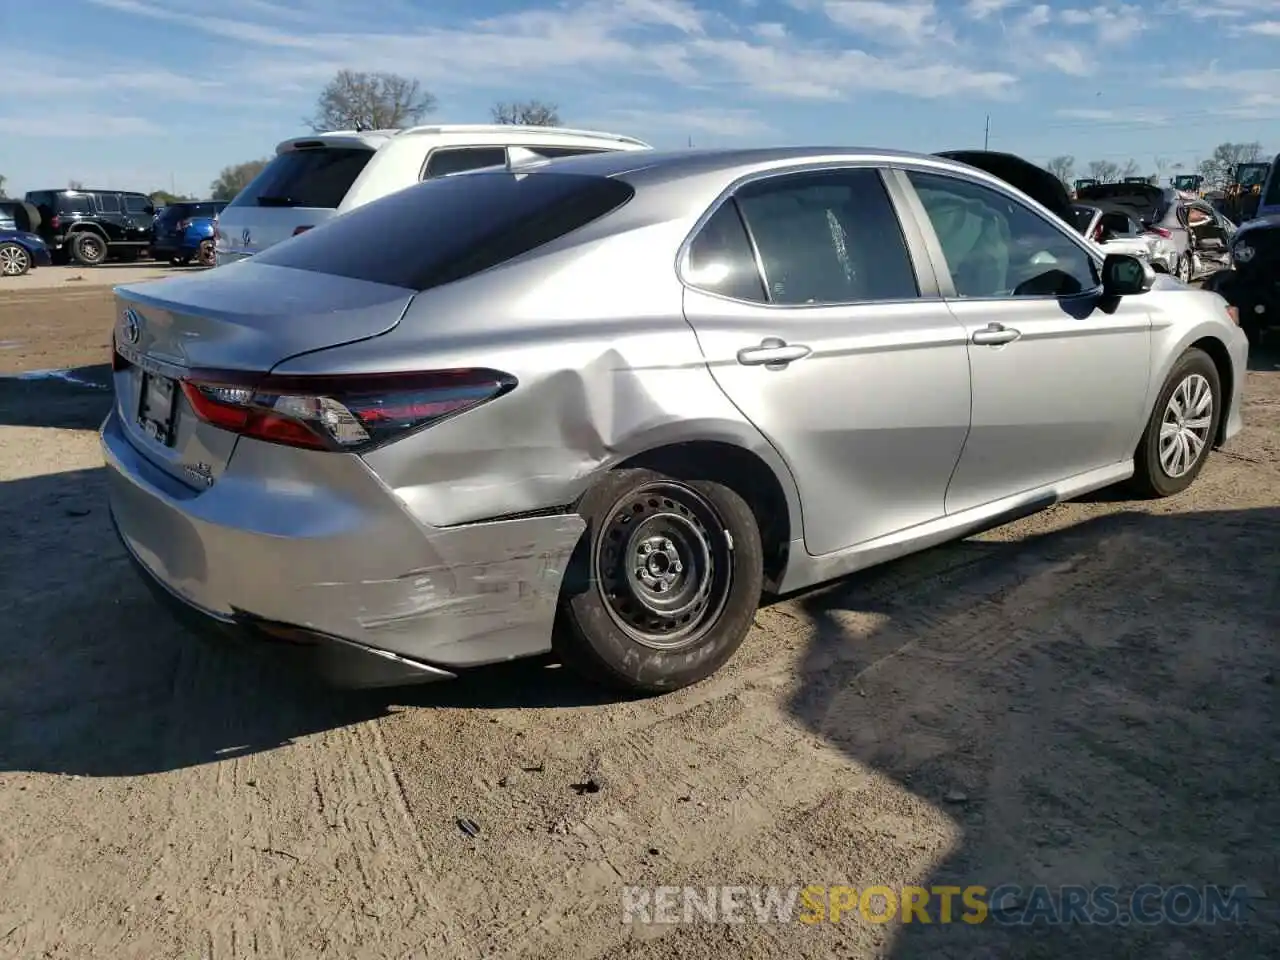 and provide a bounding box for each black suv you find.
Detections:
[23,189,156,265]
